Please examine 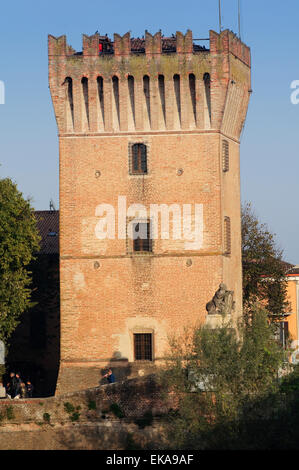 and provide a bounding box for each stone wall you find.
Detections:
[0,375,170,450]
